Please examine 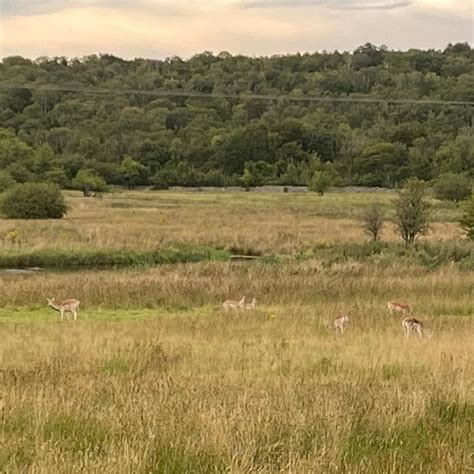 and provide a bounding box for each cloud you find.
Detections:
[239,0,413,10]
[0,0,182,17]
[0,0,471,60]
